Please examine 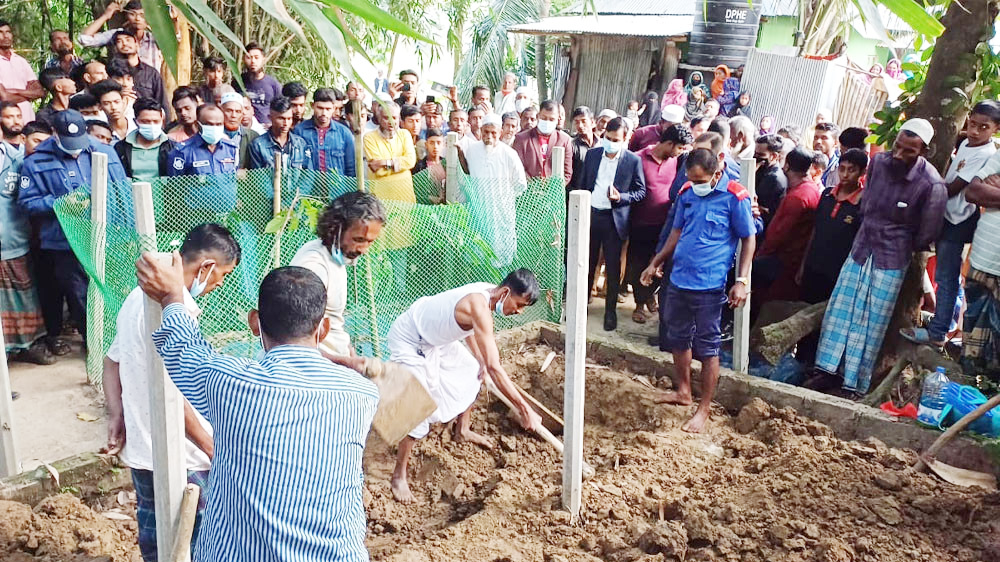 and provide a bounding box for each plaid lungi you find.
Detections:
[962,267,1000,378]
[815,256,905,393]
[0,255,46,351]
[132,468,211,562]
